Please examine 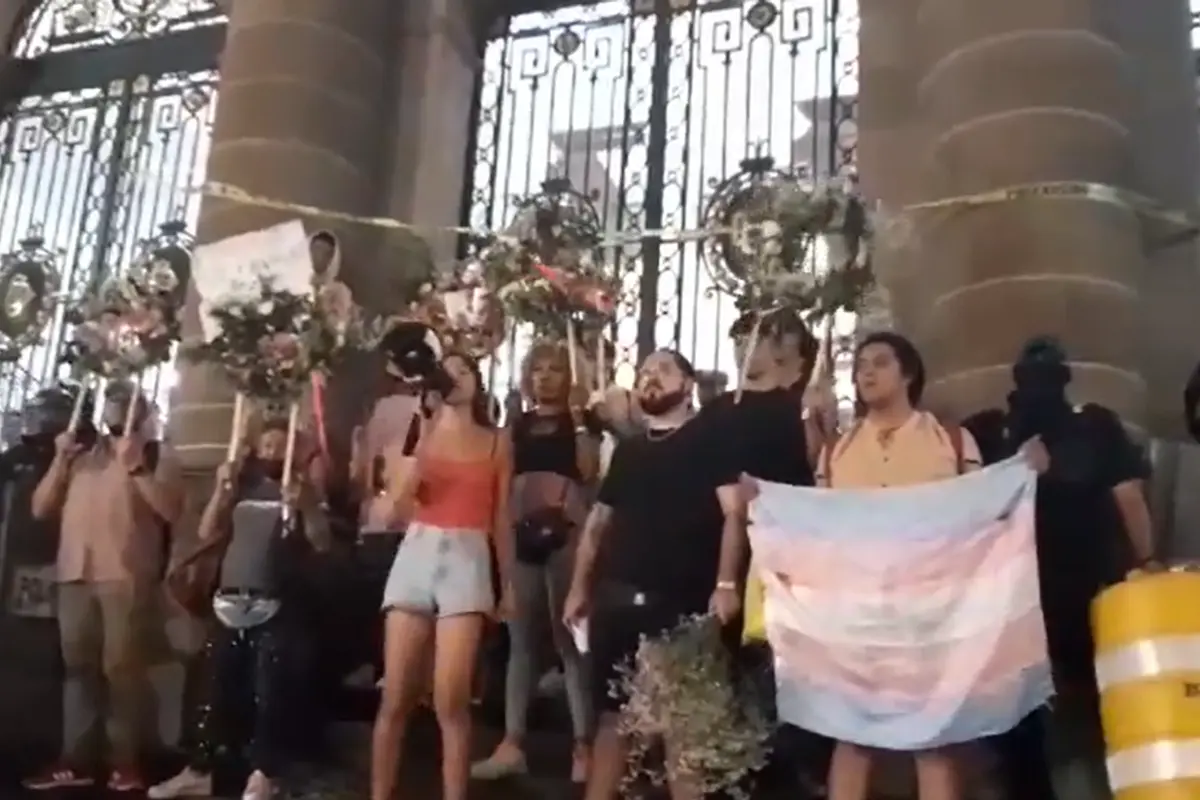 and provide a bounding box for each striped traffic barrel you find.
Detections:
[1092,564,1200,800]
